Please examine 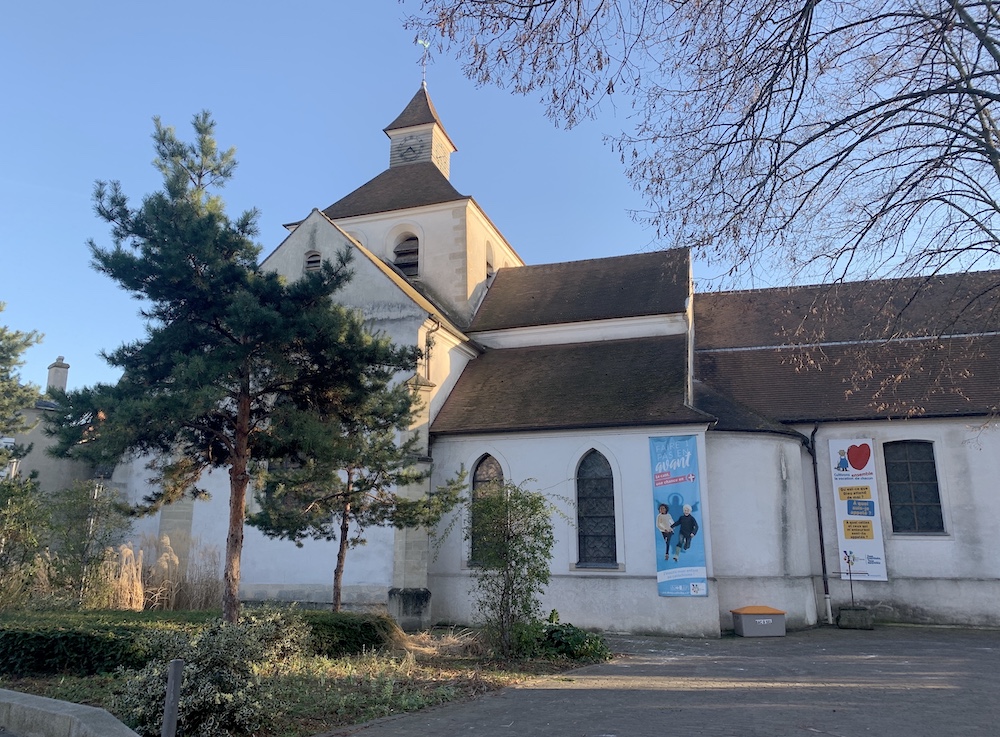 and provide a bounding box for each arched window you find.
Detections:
[393,235,419,277]
[884,440,944,533]
[304,251,322,273]
[470,454,503,564]
[576,450,617,566]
